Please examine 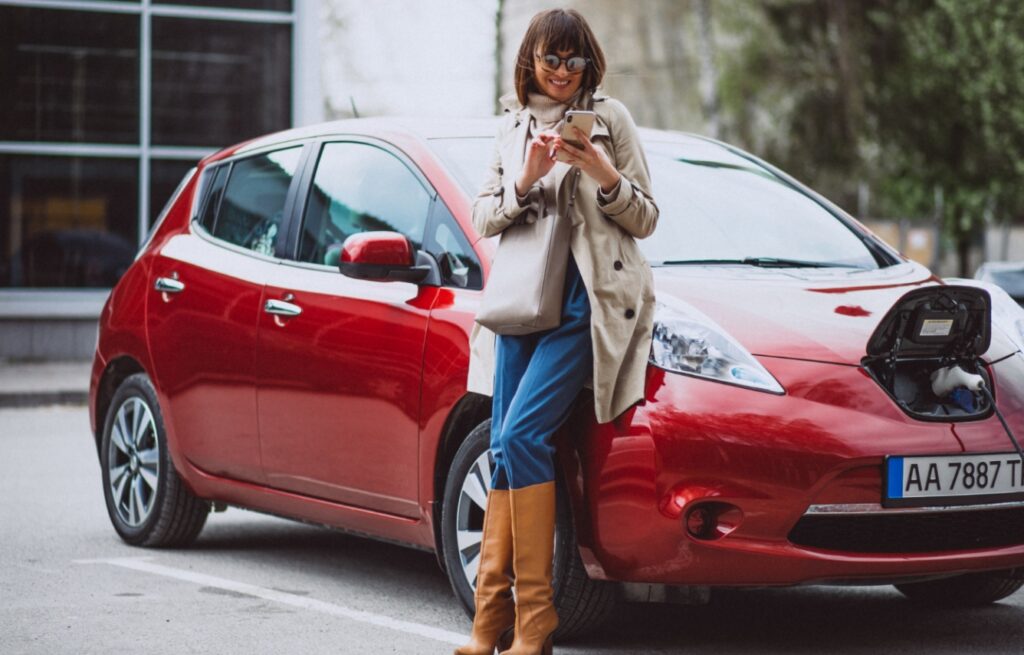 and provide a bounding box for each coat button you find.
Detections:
[624,308,635,319]
[613,260,623,270]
